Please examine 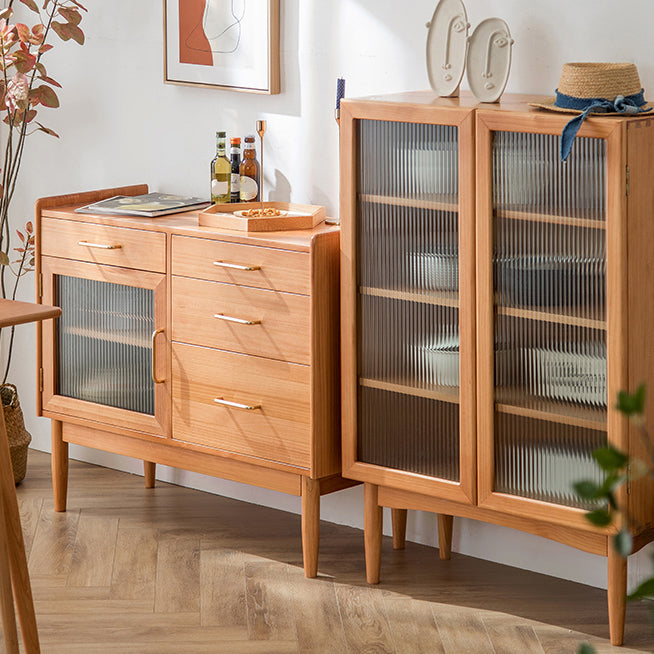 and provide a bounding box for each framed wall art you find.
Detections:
[164,0,280,94]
